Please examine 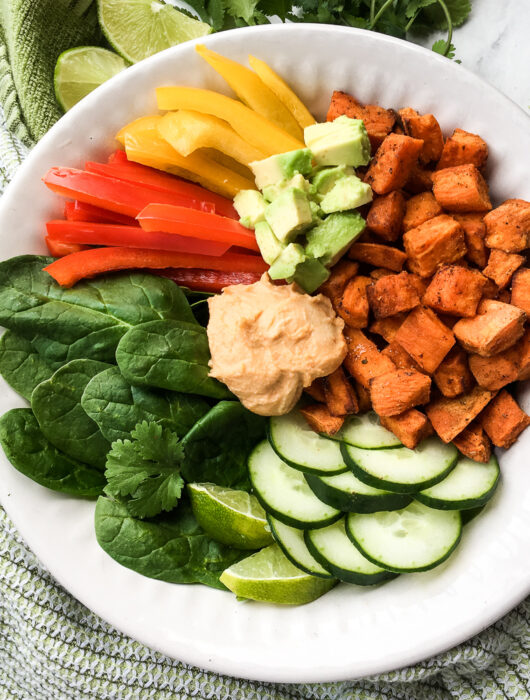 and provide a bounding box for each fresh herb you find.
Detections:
[0,330,56,400]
